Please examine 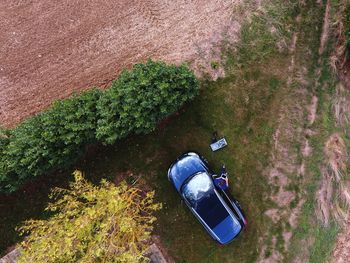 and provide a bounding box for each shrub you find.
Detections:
[0,128,11,184]
[17,171,161,263]
[96,60,199,144]
[0,61,199,192]
[0,89,101,192]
